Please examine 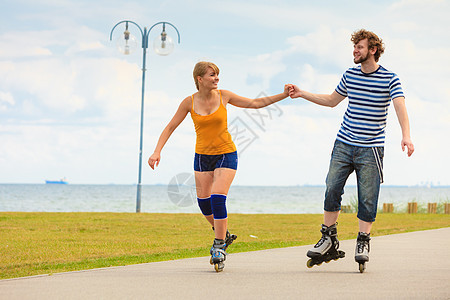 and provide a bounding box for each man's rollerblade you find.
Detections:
[209,230,237,272]
[306,223,345,268]
[355,232,370,273]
